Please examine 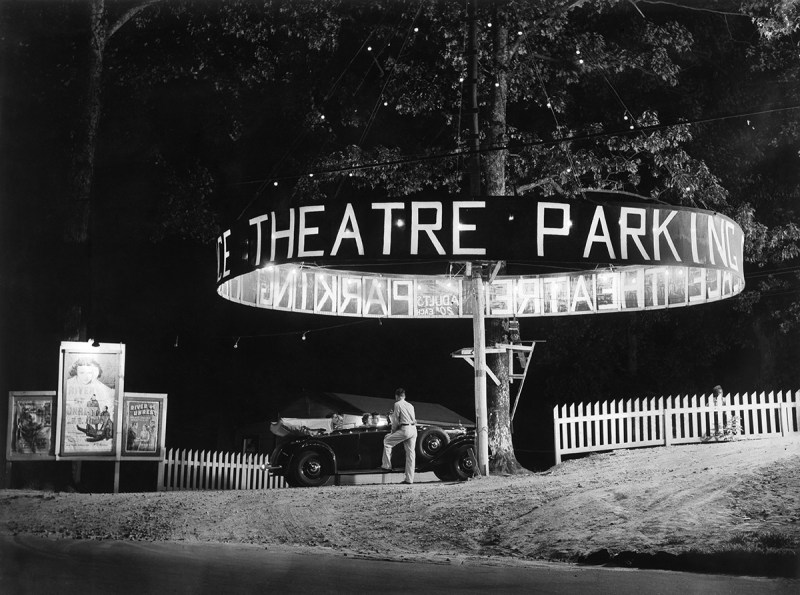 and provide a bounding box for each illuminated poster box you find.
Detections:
[55,342,125,459]
[6,391,56,460]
